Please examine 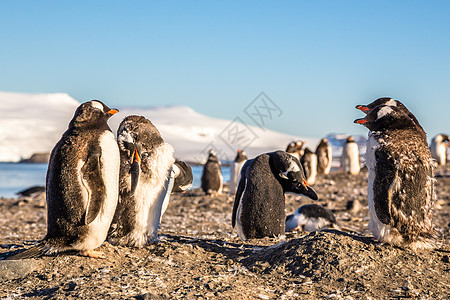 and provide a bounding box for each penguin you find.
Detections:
[229,149,248,195]
[201,150,223,196]
[430,134,449,166]
[341,136,360,175]
[355,105,436,249]
[300,147,317,185]
[9,100,120,259]
[315,138,332,175]
[356,97,427,142]
[231,151,318,240]
[285,140,304,161]
[108,115,175,247]
[285,204,337,232]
